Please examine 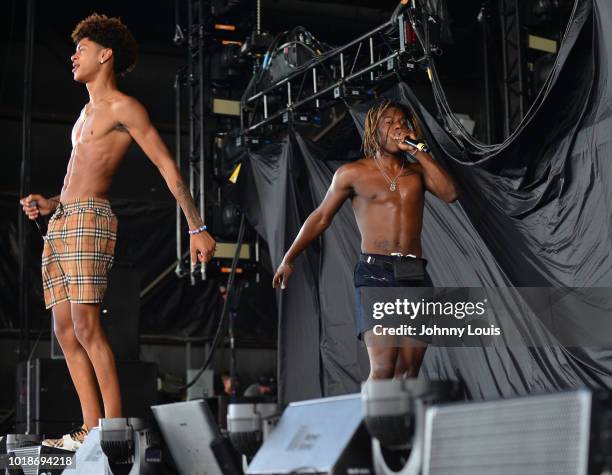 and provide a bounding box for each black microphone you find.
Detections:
[28,199,46,237]
[402,136,429,153]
